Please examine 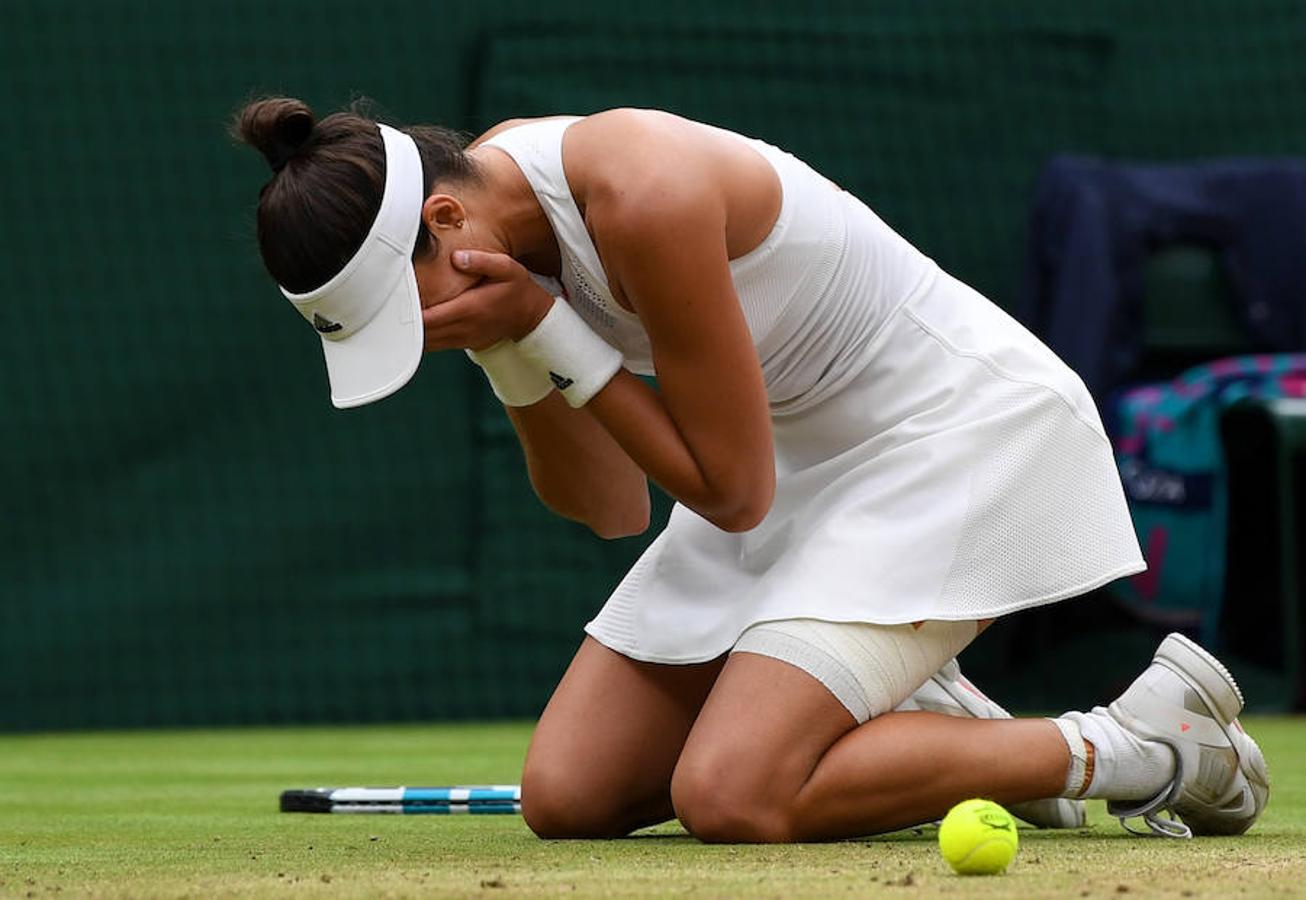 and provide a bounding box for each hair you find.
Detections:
[233,96,481,293]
